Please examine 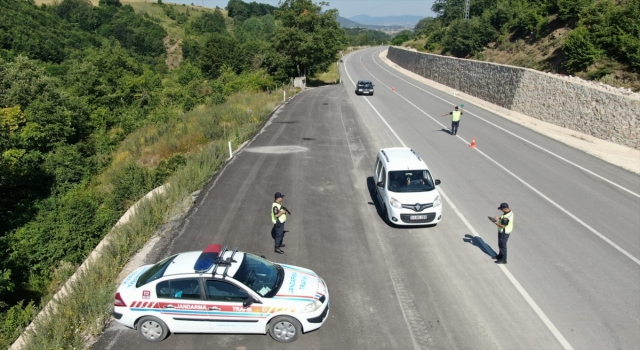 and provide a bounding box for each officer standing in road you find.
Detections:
[441,105,463,135]
[271,192,290,254]
[489,202,514,264]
